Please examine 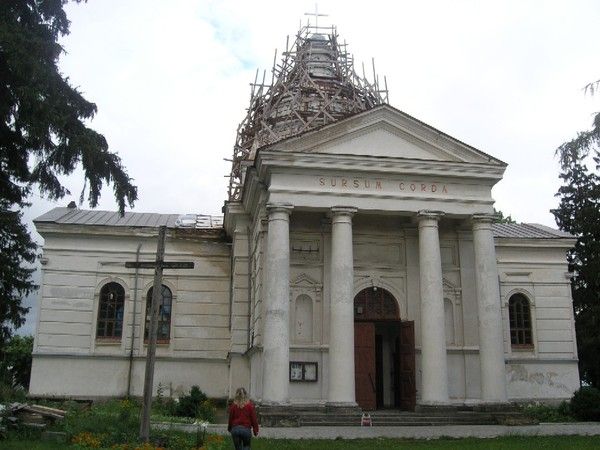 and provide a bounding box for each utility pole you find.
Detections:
[125,226,194,442]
